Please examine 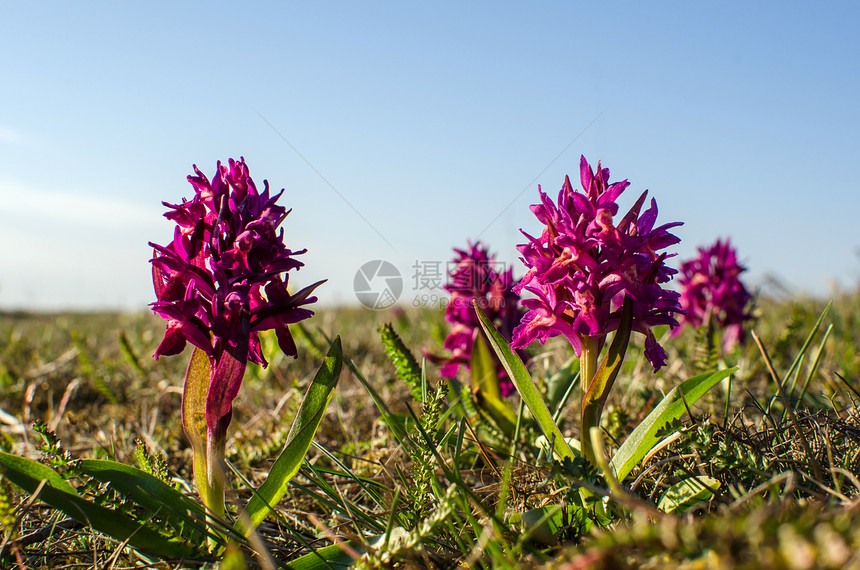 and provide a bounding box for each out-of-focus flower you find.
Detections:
[436,242,525,397]
[511,155,683,372]
[675,238,753,351]
[149,158,323,524]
